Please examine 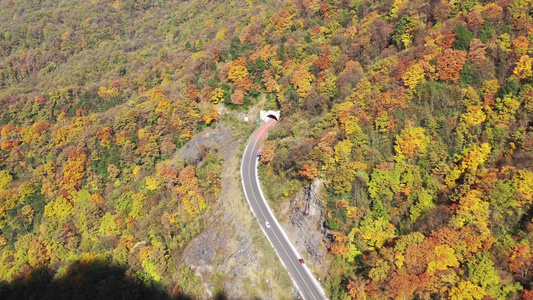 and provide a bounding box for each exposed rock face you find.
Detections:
[283,178,329,274]
[178,123,233,165]
[180,124,258,298]
[182,212,262,298]
[177,122,294,299]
